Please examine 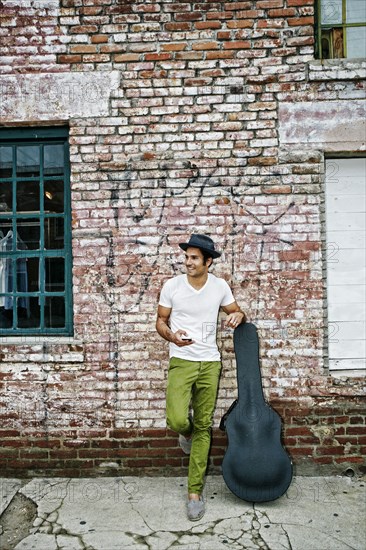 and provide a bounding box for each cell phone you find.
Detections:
[181,336,192,341]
